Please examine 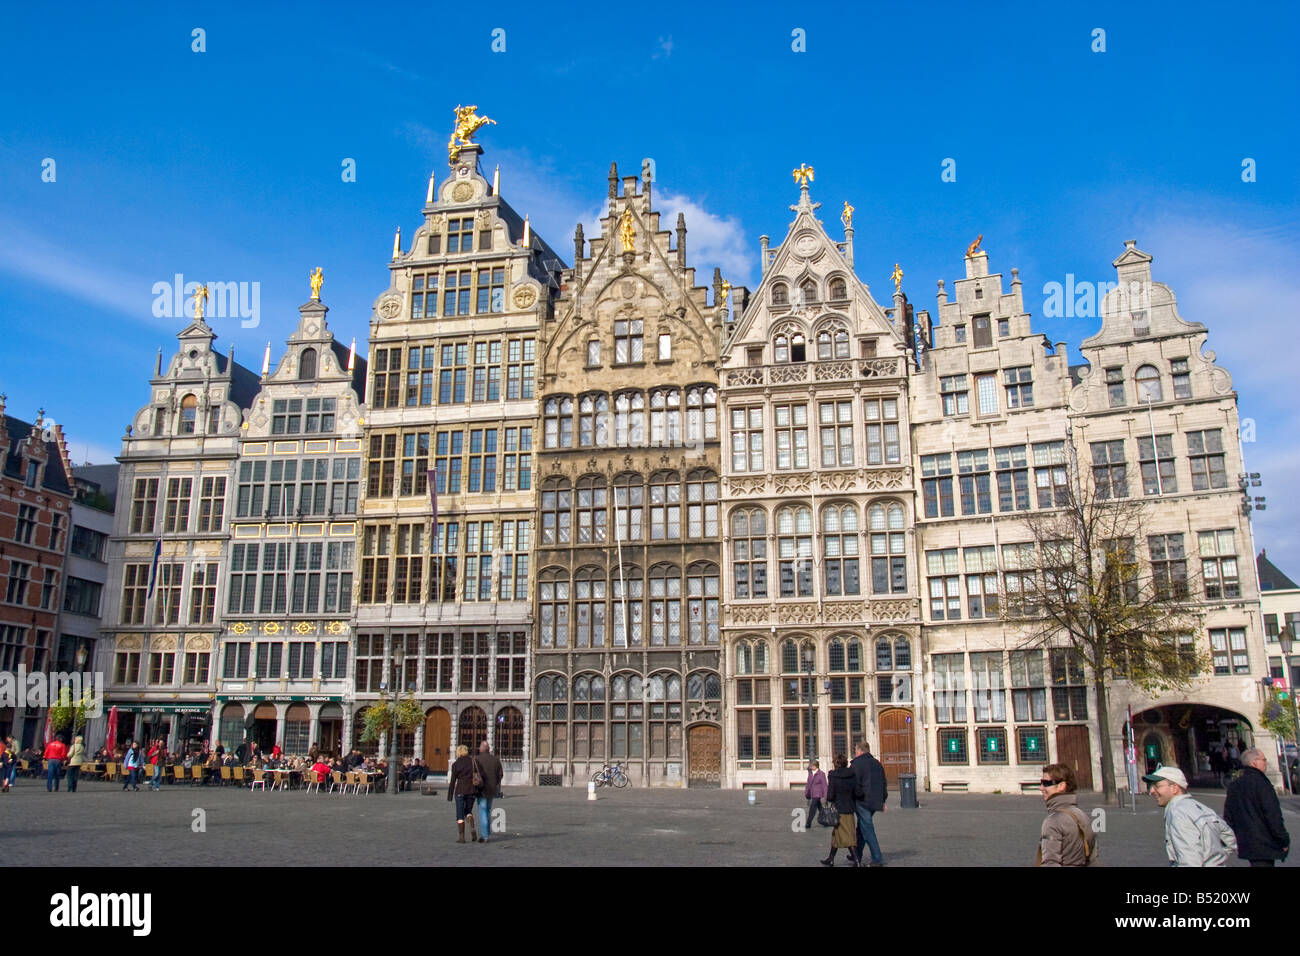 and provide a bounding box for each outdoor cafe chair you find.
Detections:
[301,770,320,794]
[329,771,345,794]
[102,763,118,783]
[250,768,266,791]
[171,765,186,785]
[355,771,374,796]
[232,766,246,786]
[219,766,233,786]
[191,765,204,786]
